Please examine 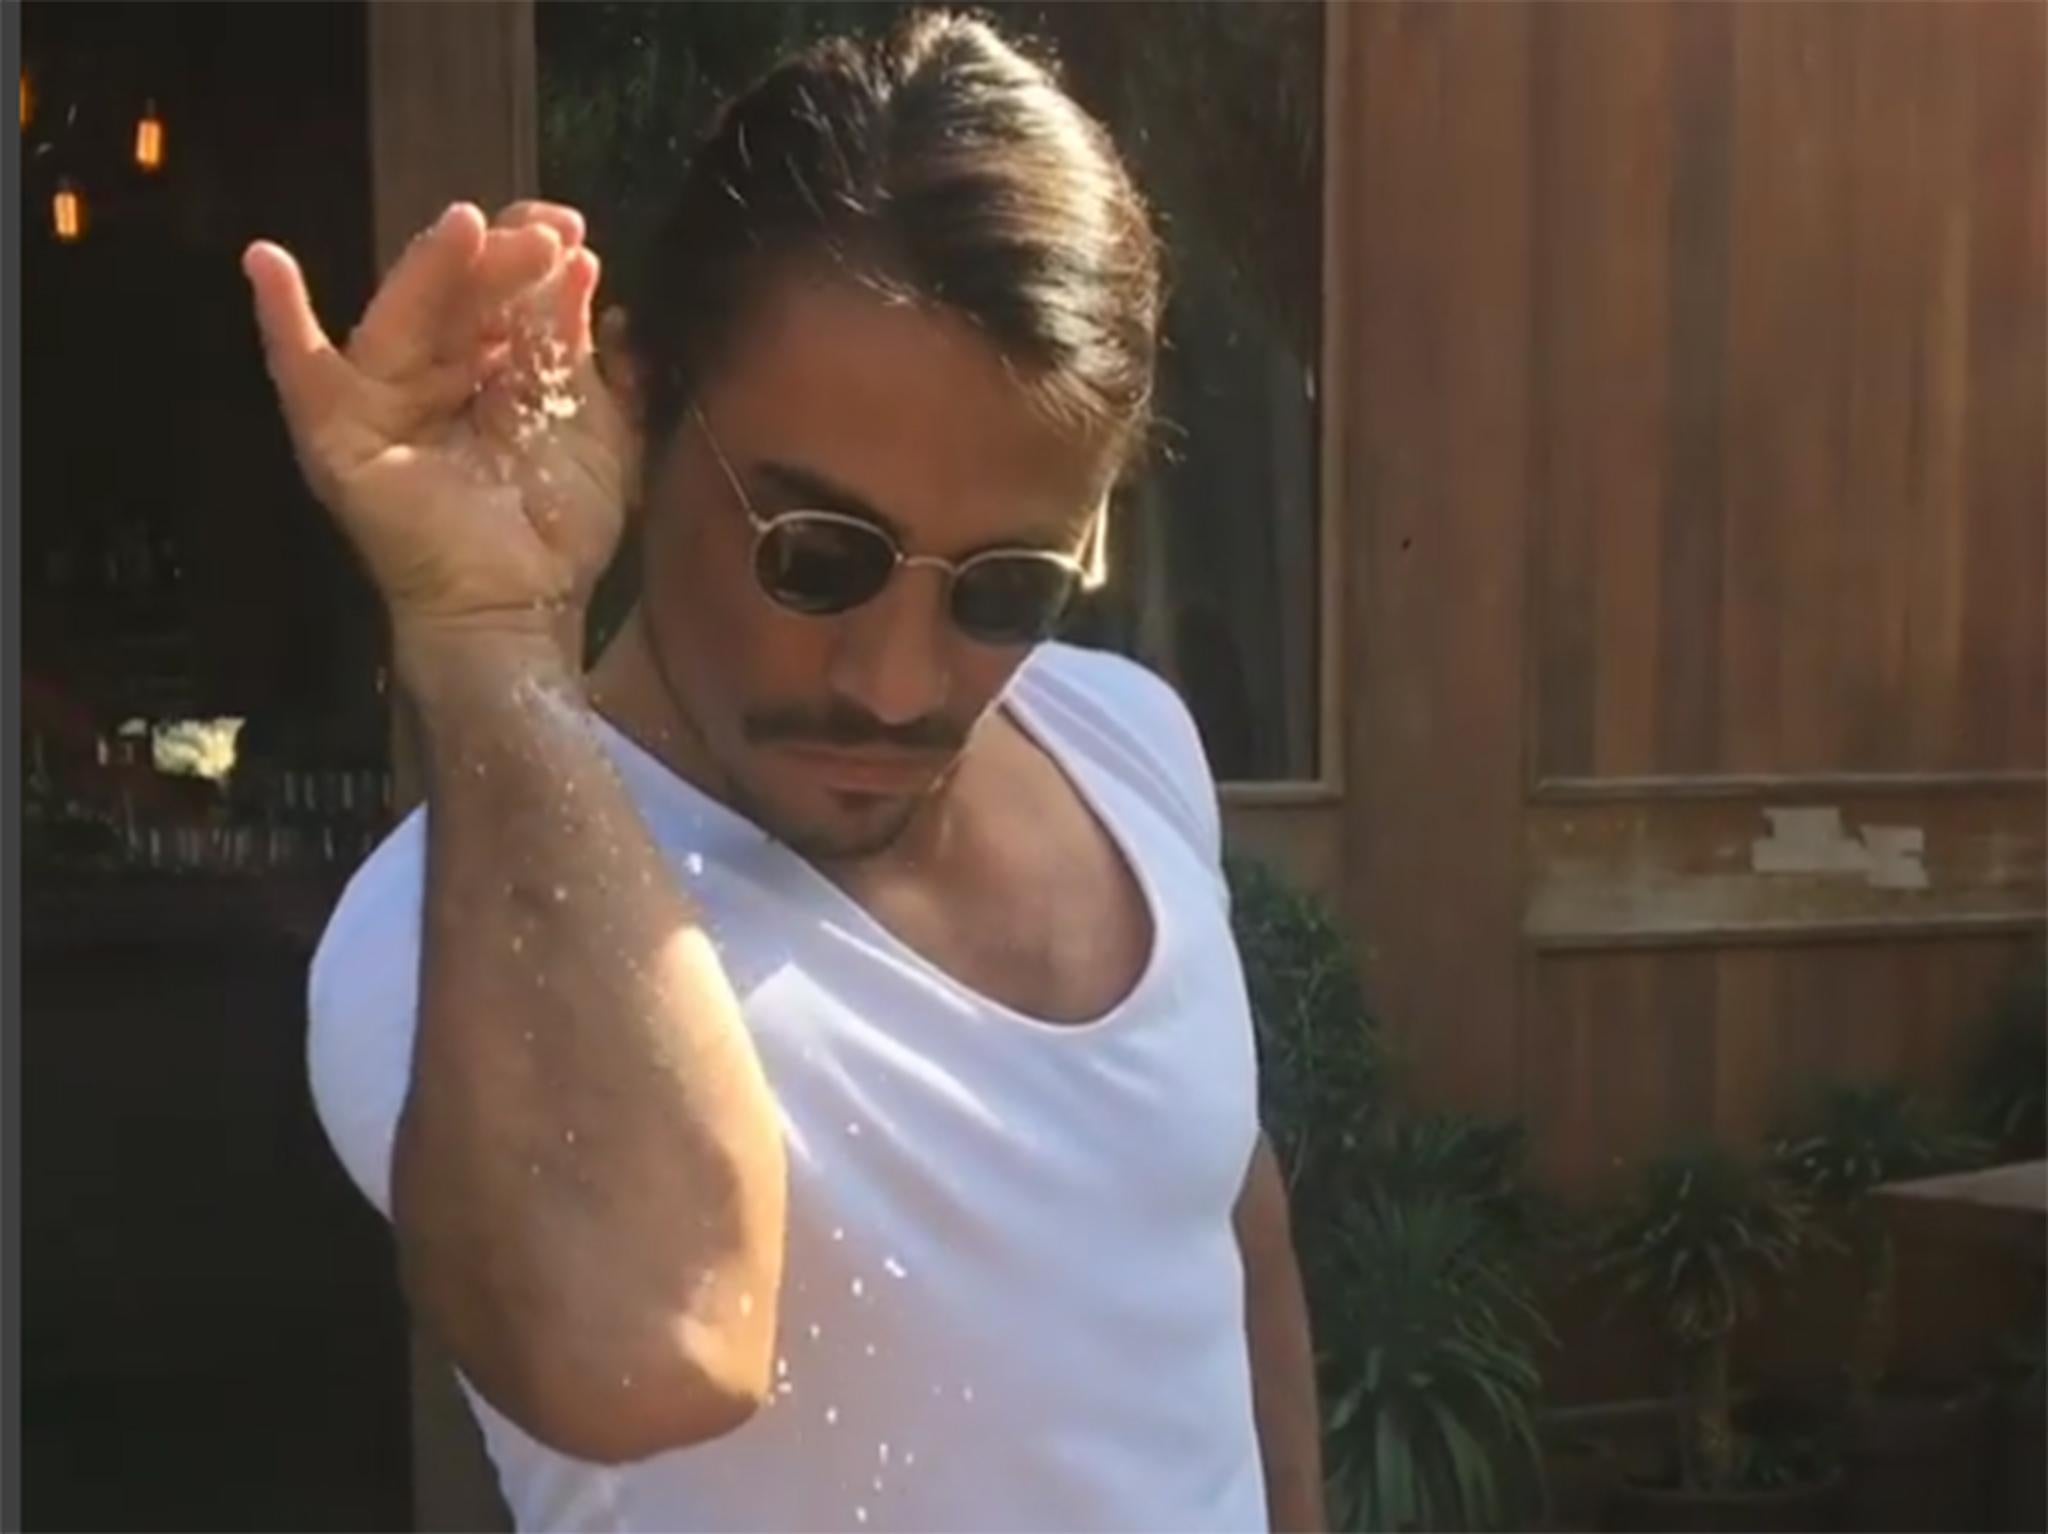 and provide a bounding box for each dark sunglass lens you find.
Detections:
[951,558,1079,644]
[756,517,896,615]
